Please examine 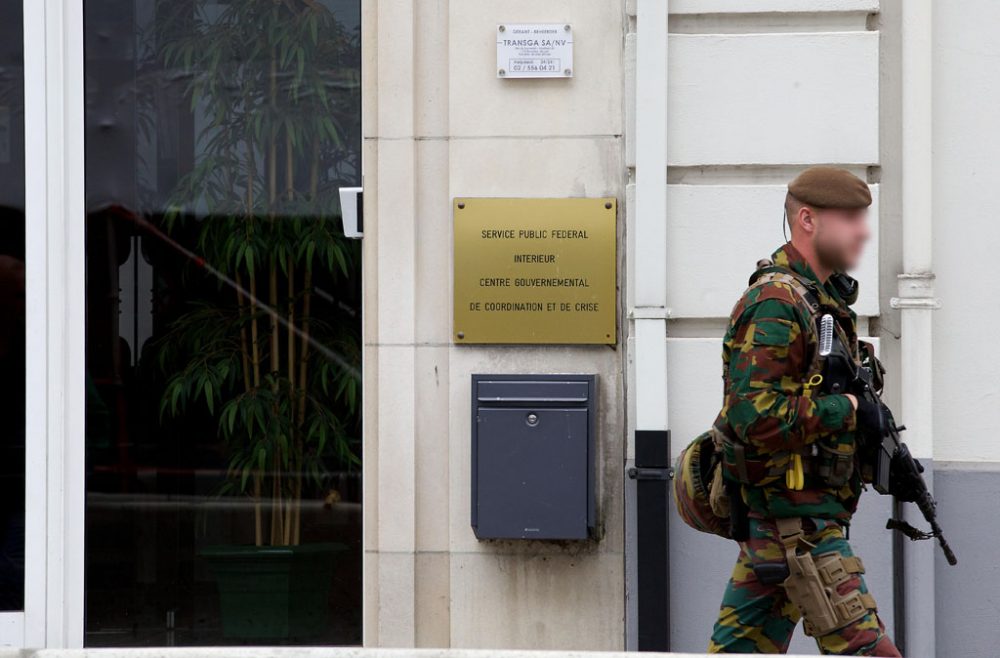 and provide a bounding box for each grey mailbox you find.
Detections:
[471,374,597,540]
